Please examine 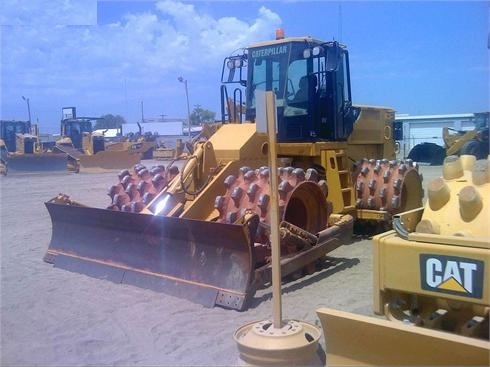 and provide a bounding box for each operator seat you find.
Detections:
[292,75,317,107]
